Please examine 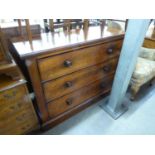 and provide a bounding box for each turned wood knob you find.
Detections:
[107,45,115,54]
[65,81,73,88]
[103,65,111,72]
[64,60,72,67]
[107,48,113,54]
[100,82,106,89]
[66,99,73,105]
